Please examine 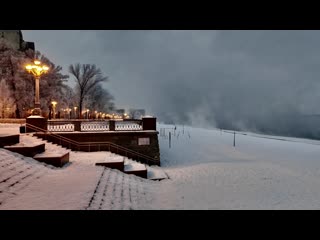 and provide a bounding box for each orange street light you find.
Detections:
[51,101,57,119]
[25,60,49,115]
